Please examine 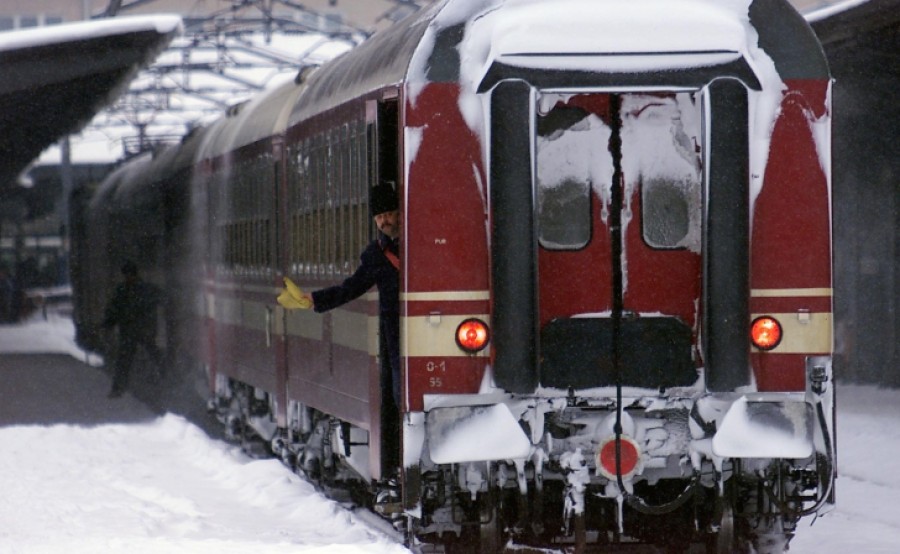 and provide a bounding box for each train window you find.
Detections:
[229,222,237,269]
[312,135,323,275]
[241,221,246,270]
[347,122,360,273]
[642,177,691,247]
[221,224,230,267]
[339,124,350,273]
[298,140,312,274]
[621,93,702,250]
[535,102,598,250]
[302,140,312,275]
[241,220,249,270]
[358,119,370,264]
[248,218,255,271]
[537,177,591,249]
[327,130,337,276]
[282,119,373,277]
